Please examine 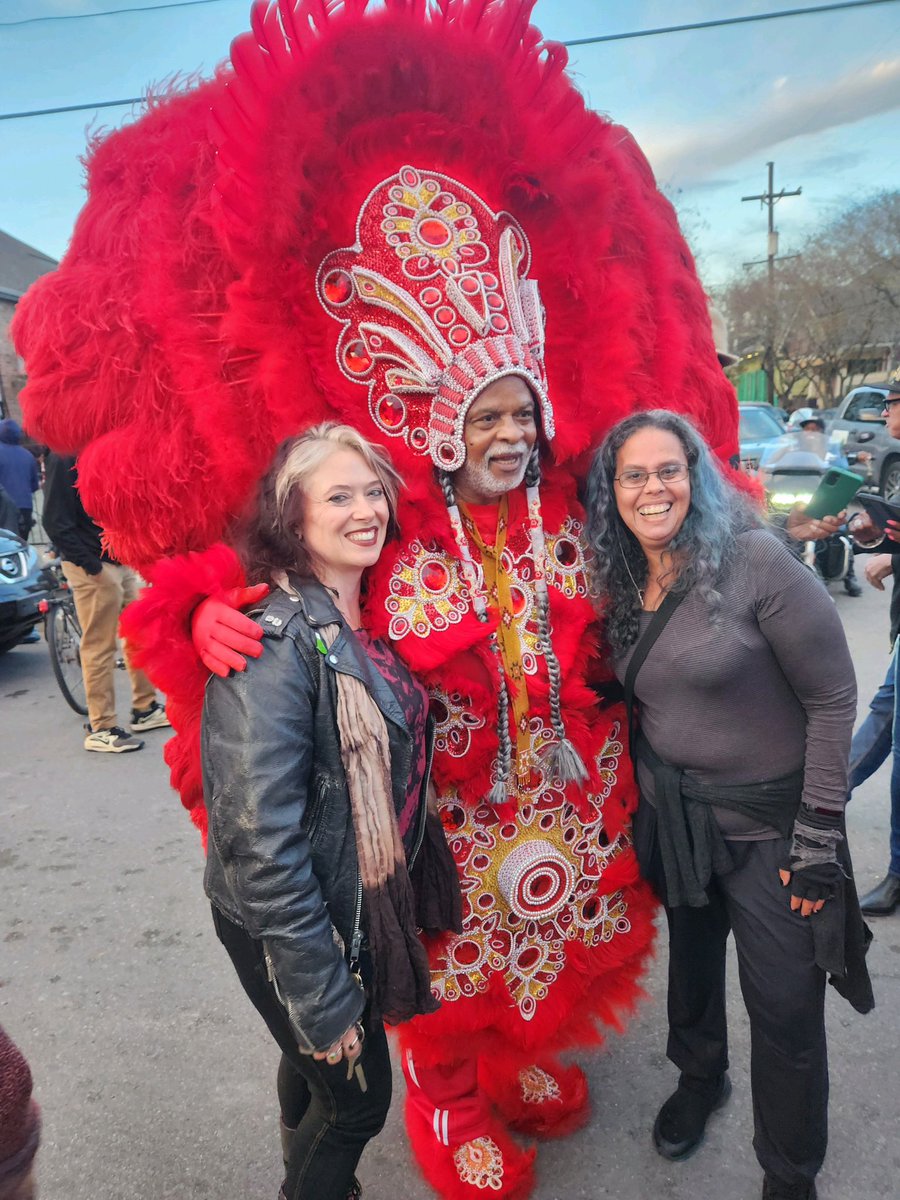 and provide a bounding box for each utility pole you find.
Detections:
[742,162,801,407]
